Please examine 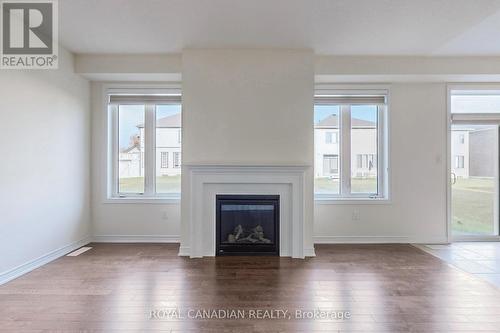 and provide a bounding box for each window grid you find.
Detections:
[161,152,169,168]
[173,152,181,168]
